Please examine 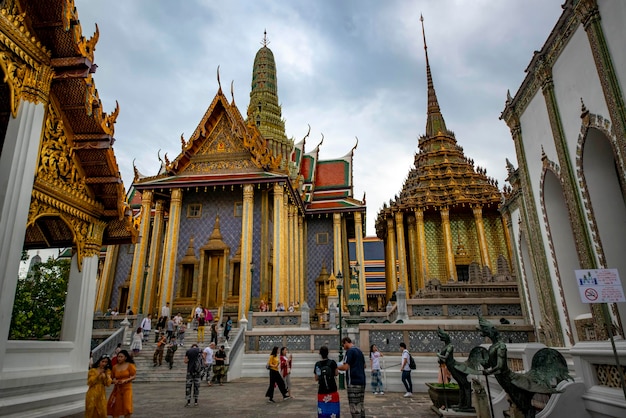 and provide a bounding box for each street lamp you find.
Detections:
[139,263,149,315]
[336,271,345,390]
